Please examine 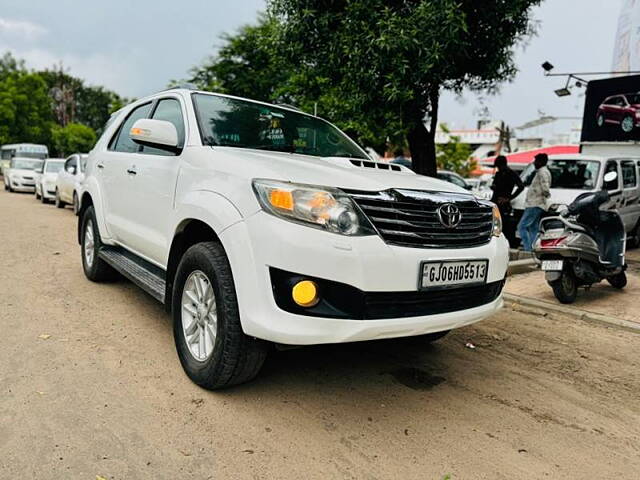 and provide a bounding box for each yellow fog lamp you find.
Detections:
[292,280,320,307]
